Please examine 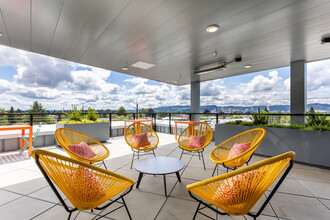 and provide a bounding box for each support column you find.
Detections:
[290,60,306,125]
[191,81,200,121]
